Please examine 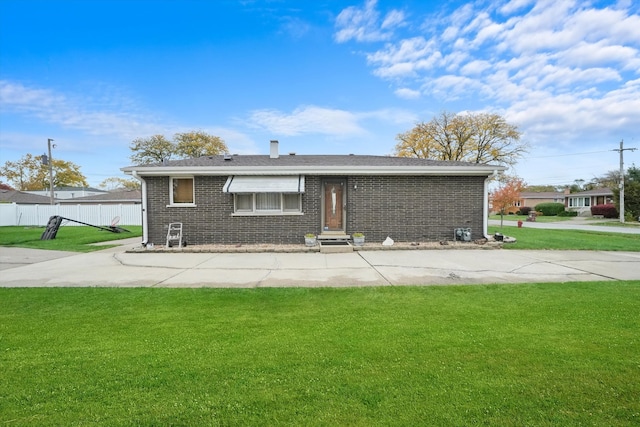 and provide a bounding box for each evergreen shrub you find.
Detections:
[534,202,565,216]
[518,207,532,216]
